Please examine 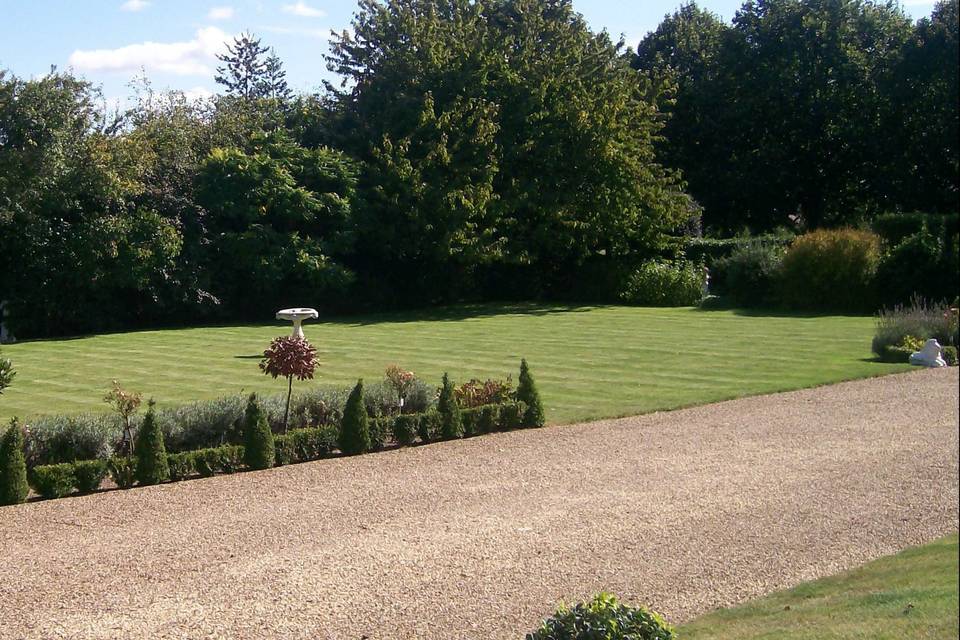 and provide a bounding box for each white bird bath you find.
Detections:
[276,307,319,340]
